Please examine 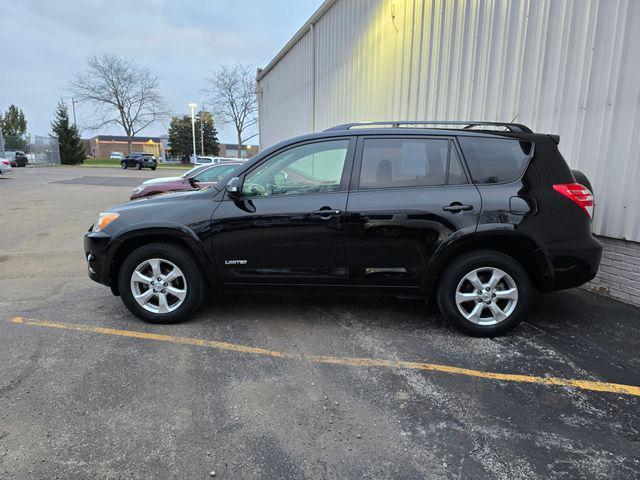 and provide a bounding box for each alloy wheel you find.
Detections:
[130,258,187,314]
[454,267,518,325]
